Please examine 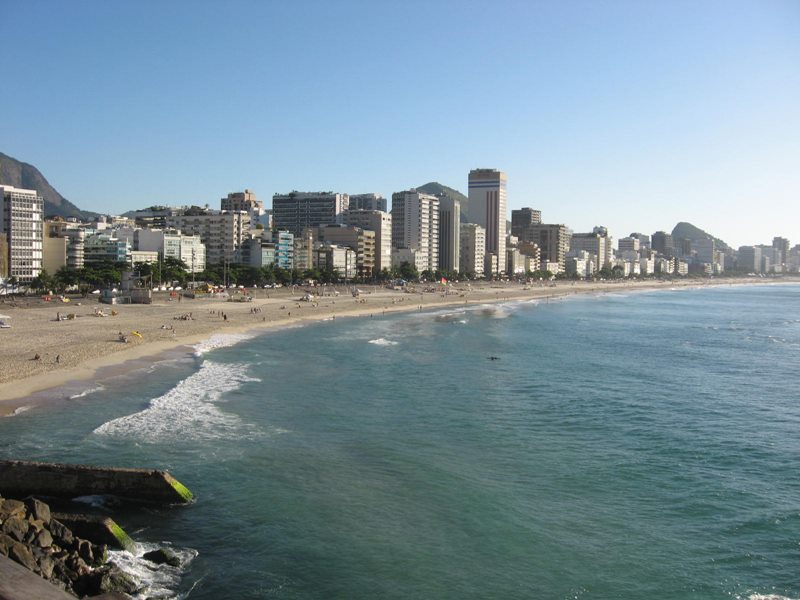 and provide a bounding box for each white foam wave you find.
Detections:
[369,338,398,346]
[4,406,32,417]
[109,541,198,600]
[93,362,261,442]
[193,333,255,356]
[71,494,121,509]
[742,594,799,600]
[69,385,105,399]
